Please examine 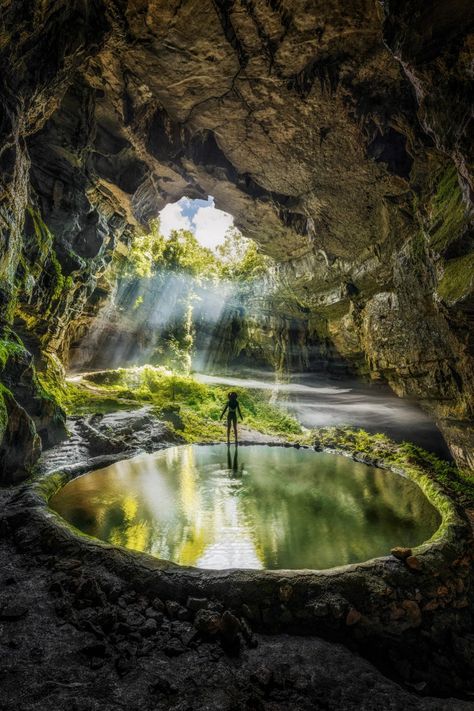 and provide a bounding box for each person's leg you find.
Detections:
[227,417,231,443]
[233,415,238,443]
